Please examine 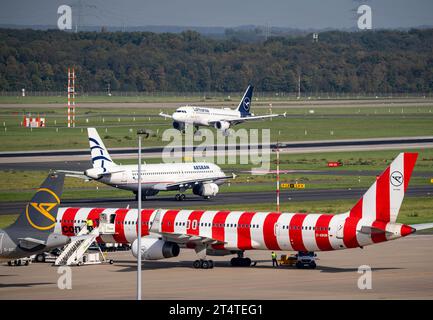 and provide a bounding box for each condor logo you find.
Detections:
[25,188,60,231]
[390,171,403,187]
